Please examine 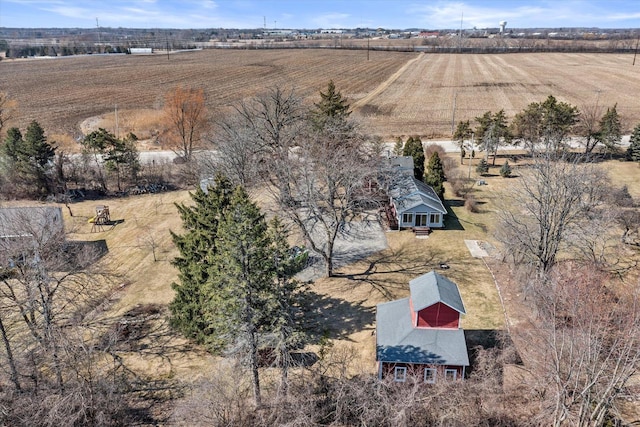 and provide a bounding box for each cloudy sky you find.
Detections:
[1,0,639,29]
